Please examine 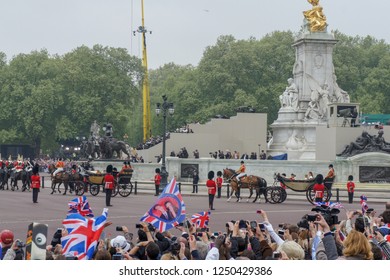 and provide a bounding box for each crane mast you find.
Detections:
[139,0,151,142]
